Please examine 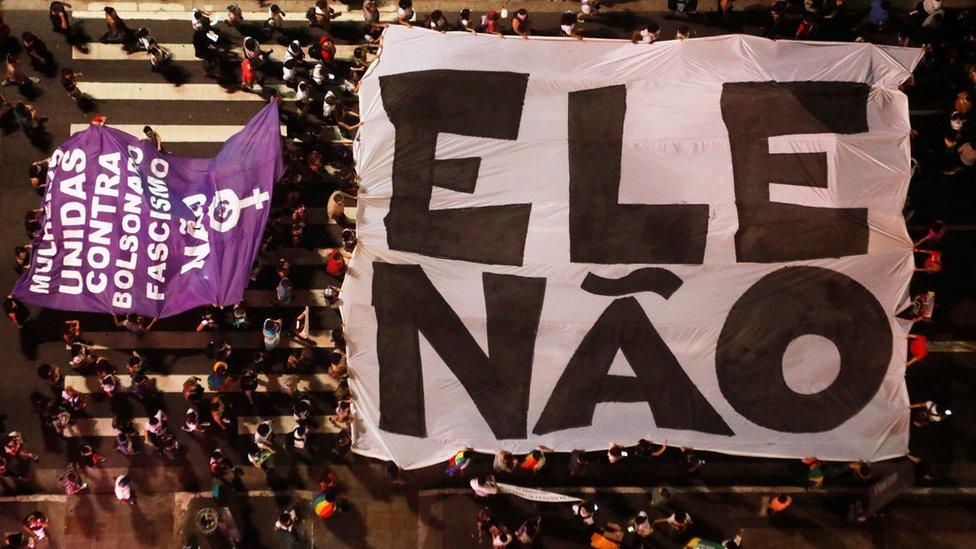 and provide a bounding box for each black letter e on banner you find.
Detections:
[380,70,532,266]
